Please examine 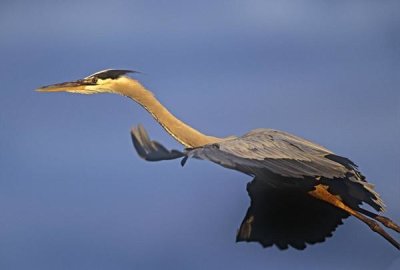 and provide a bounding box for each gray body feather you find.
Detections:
[187,128,384,212]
